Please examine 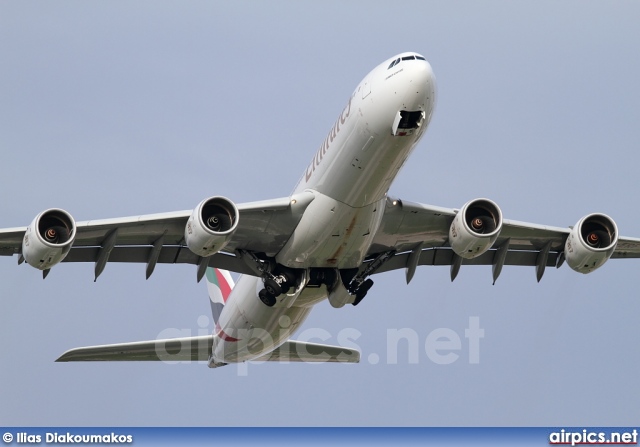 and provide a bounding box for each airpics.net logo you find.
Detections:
[549,429,638,446]
[154,316,484,376]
